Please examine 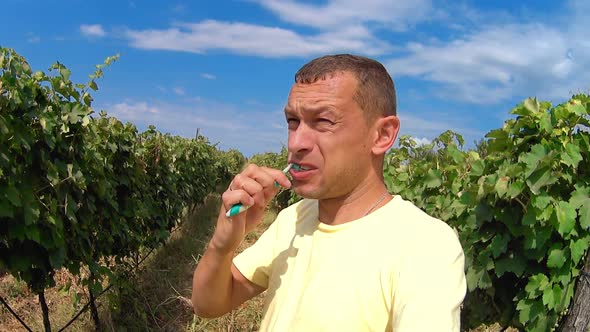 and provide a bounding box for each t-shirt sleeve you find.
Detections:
[391,221,467,332]
[233,216,281,289]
